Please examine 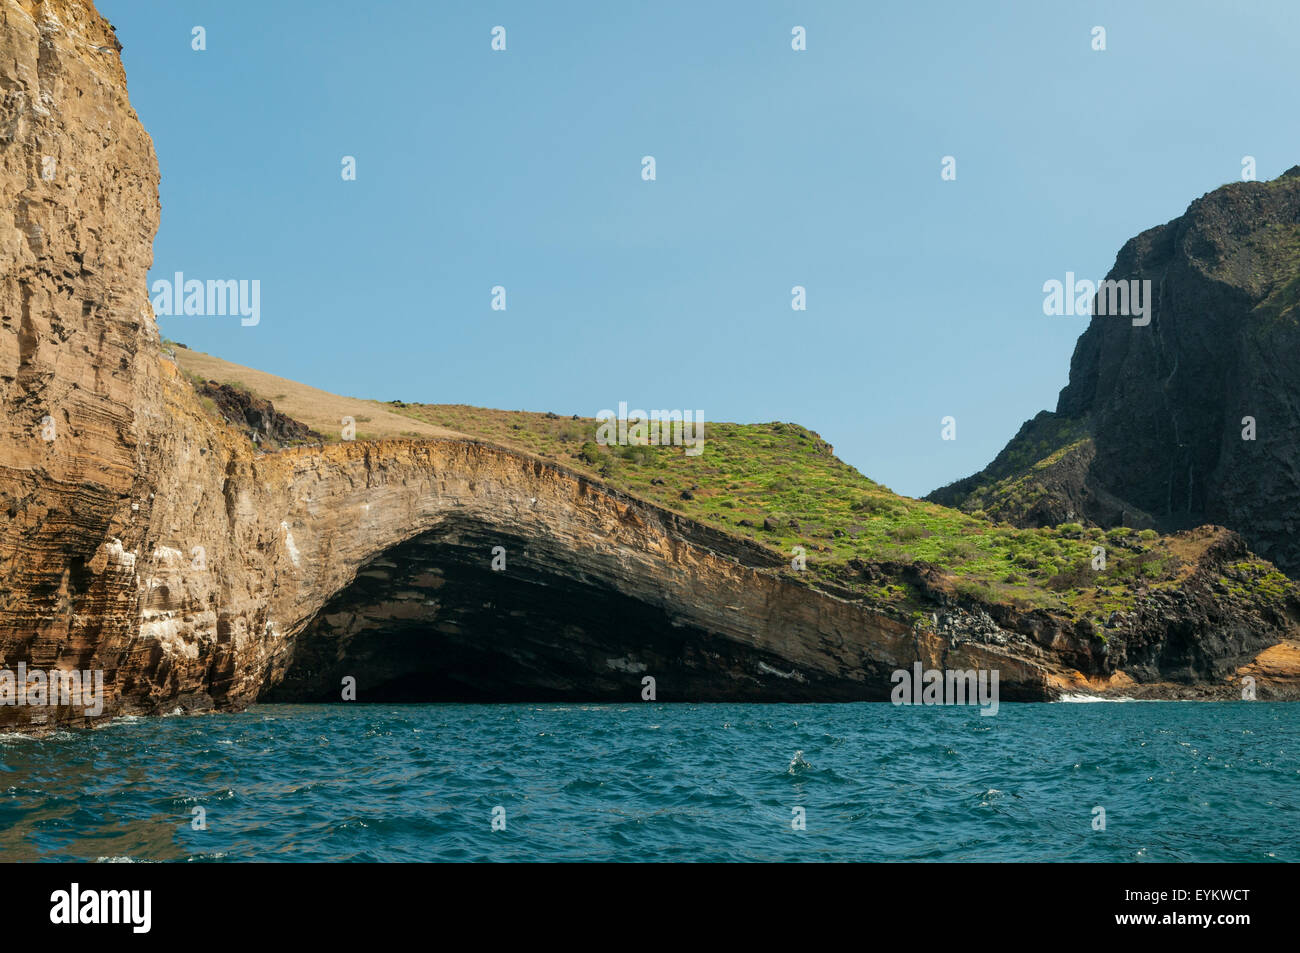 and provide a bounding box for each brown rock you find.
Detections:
[2,1,1297,734]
